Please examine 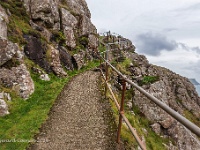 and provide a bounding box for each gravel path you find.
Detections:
[28,70,119,150]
